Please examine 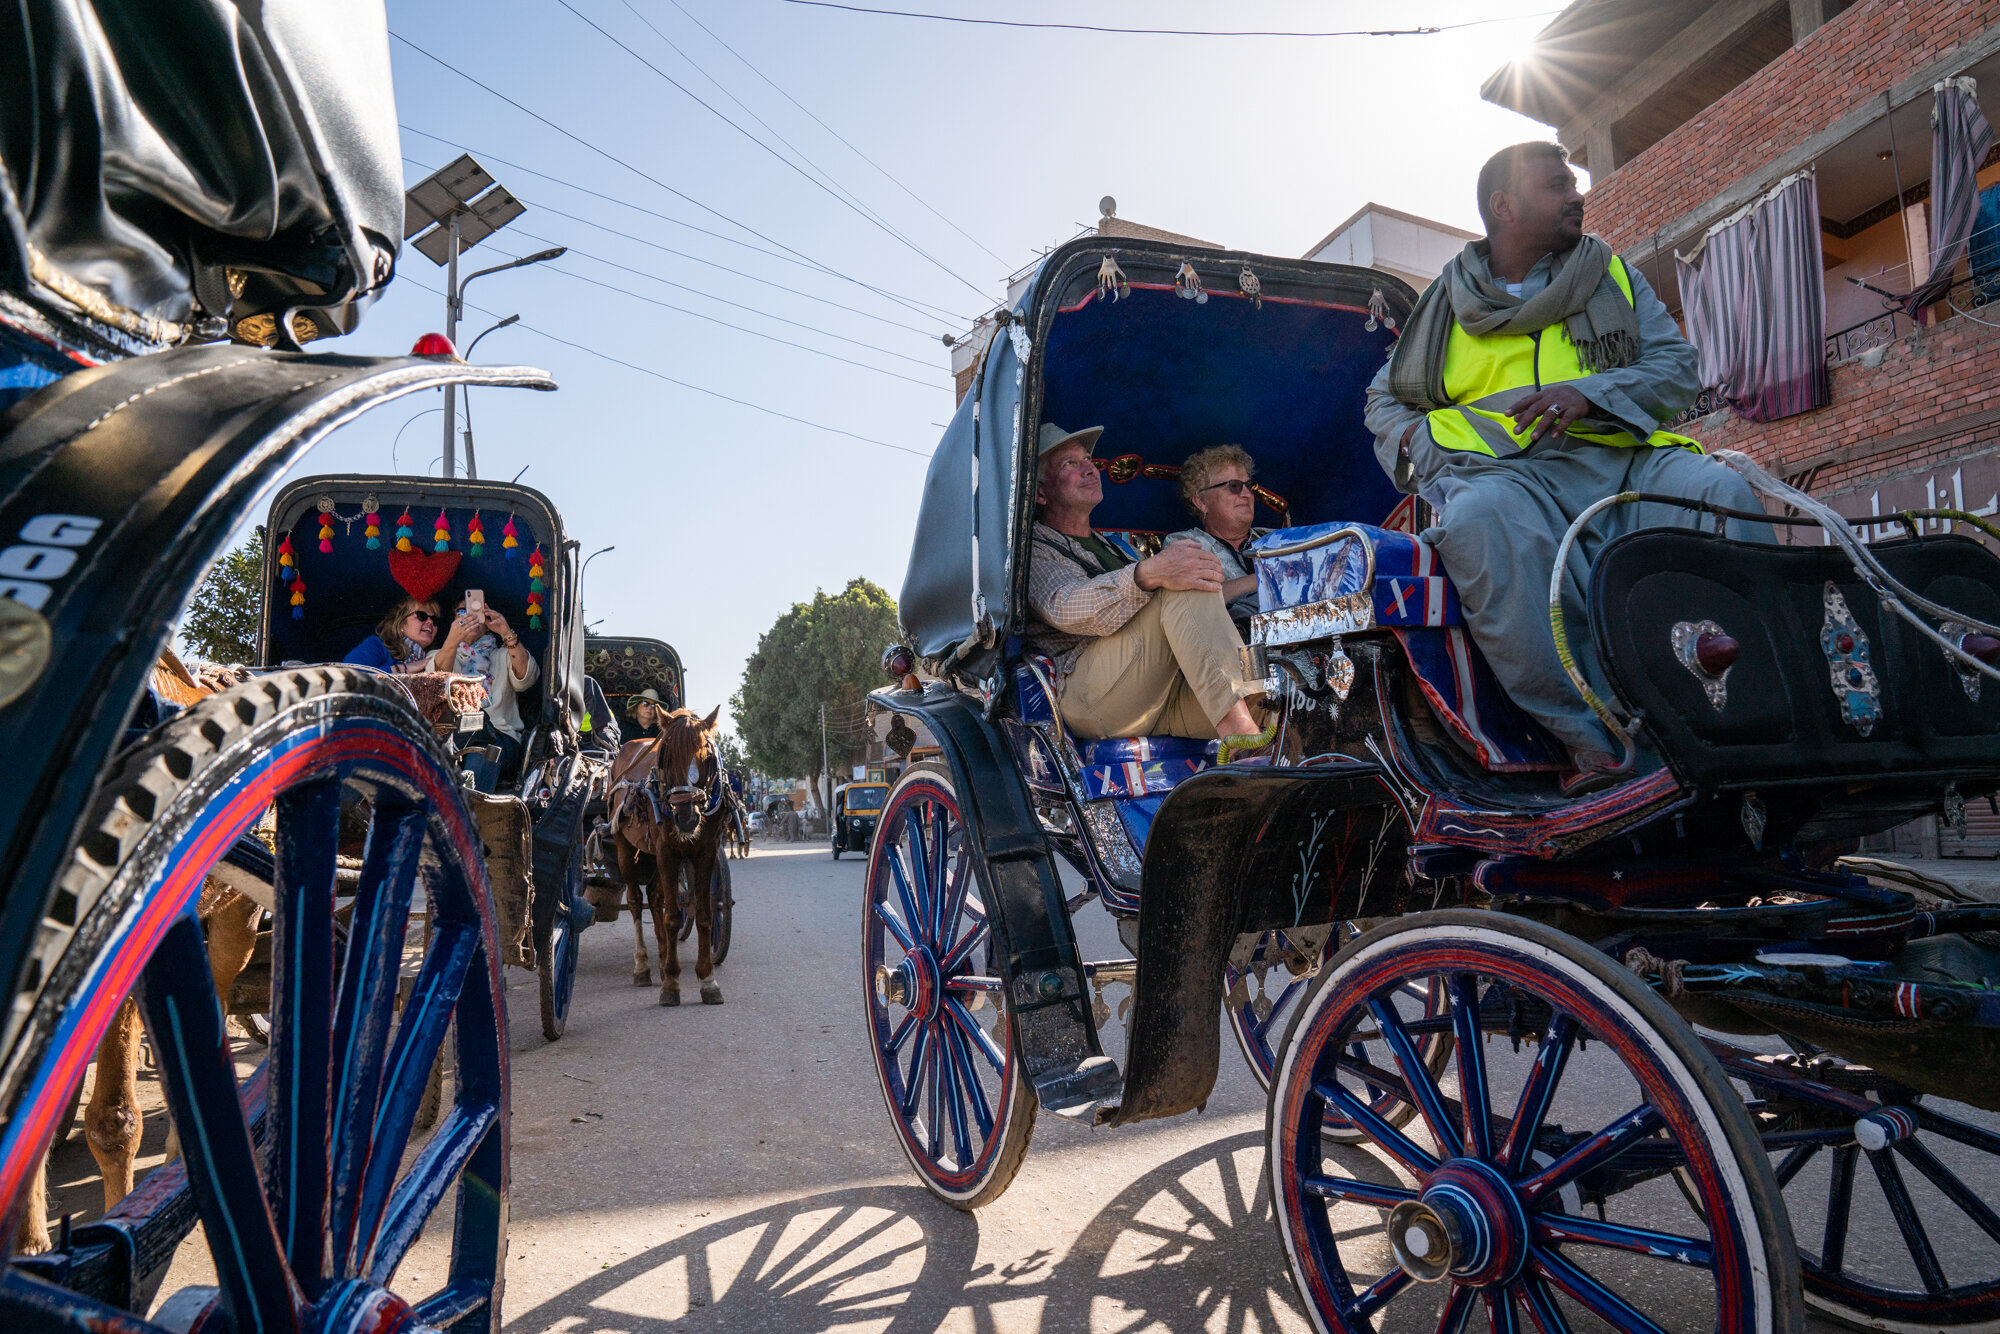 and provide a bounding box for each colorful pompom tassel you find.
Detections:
[317,514,334,555]
[289,574,306,619]
[395,508,414,554]
[278,533,296,582]
[502,514,519,557]
[364,506,382,551]
[467,511,485,557]
[433,508,452,553]
[526,544,545,627]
